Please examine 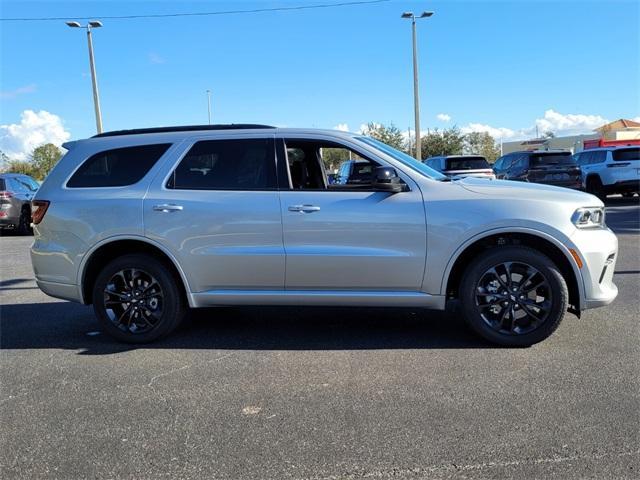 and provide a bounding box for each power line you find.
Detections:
[0,0,390,22]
